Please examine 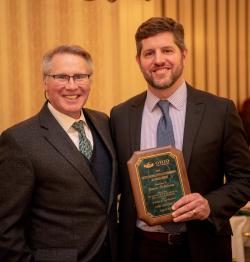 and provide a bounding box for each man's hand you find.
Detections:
[171,193,210,222]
